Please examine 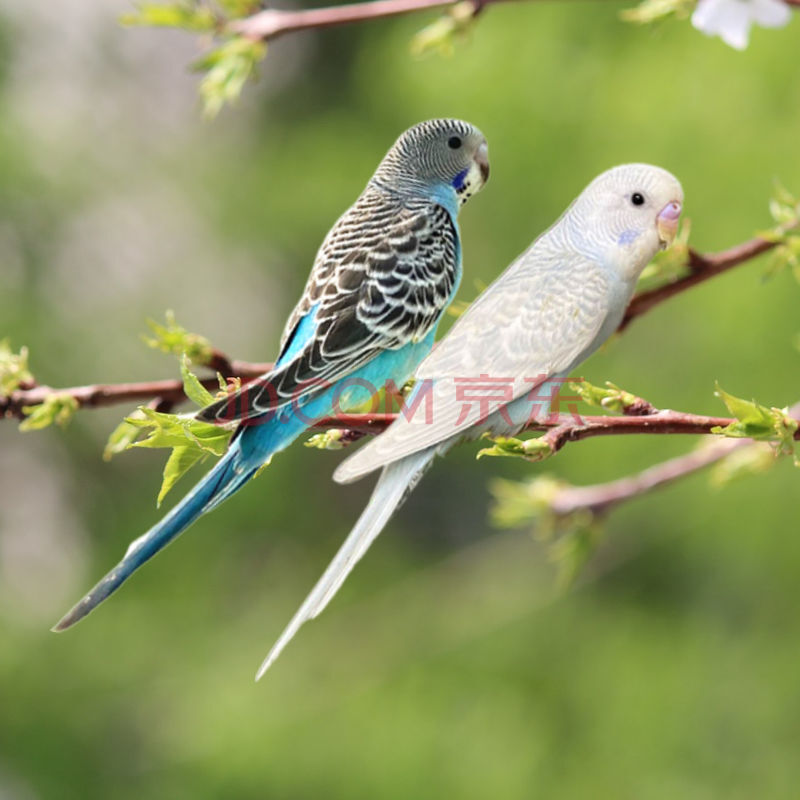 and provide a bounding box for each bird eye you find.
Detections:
[631,192,645,206]
[447,136,462,150]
